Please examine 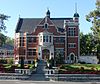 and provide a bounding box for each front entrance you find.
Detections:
[42,49,50,60]
[67,53,77,64]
